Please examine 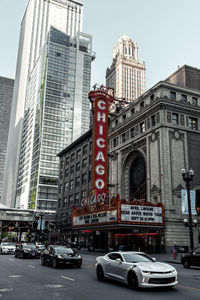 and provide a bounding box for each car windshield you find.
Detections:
[123,253,154,263]
[2,242,15,246]
[55,247,74,255]
[23,244,36,249]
